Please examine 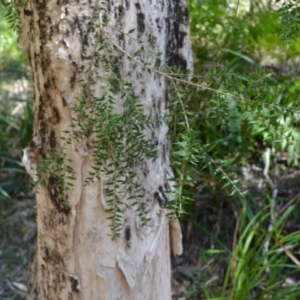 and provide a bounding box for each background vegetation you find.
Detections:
[1,0,300,299]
